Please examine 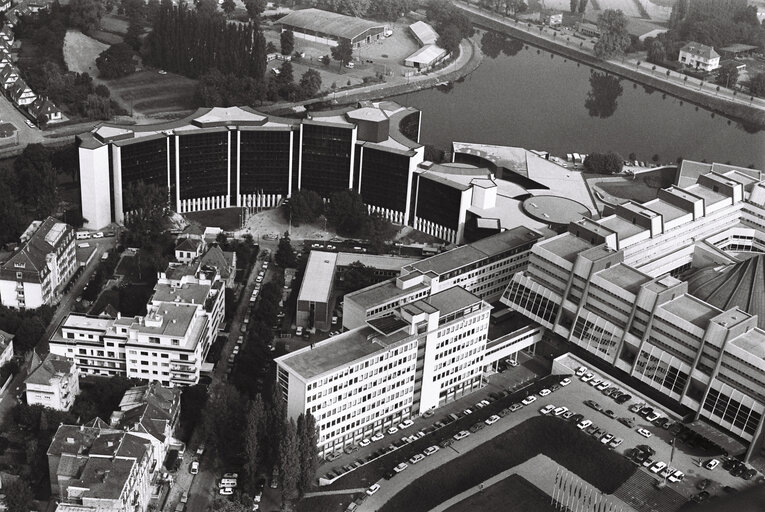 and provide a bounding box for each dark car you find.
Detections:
[633,451,649,463]
[691,491,710,503]
[731,464,746,477]
[639,407,654,418]
[614,394,631,404]
[723,485,737,493]
[384,471,396,480]
[585,400,602,411]
[603,409,616,419]
[653,417,670,429]
[669,422,684,436]
[636,444,656,456]
[438,438,453,448]
[722,458,737,471]
[743,468,757,480]
[570,414,584,424]
[697,479,710,490]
